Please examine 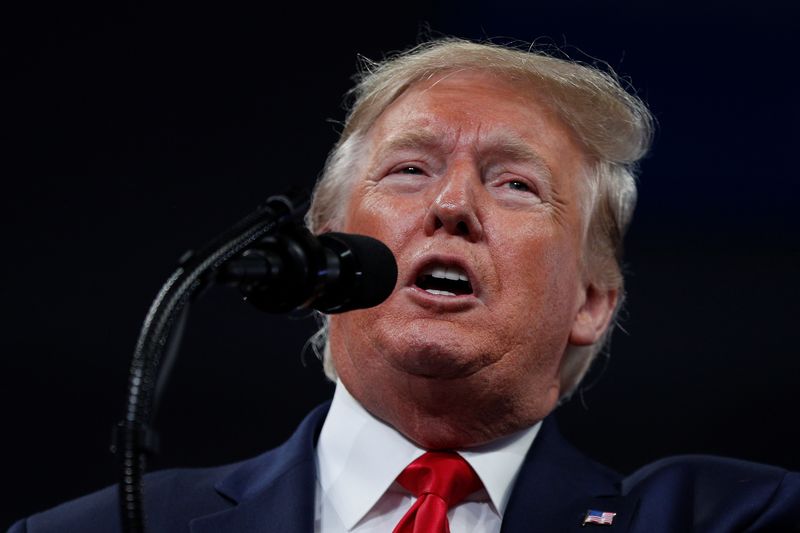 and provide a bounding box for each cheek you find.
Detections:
[328,302,403,391]
[343,190,423,246]
[495,219,575,284]
[493,227,583,336]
